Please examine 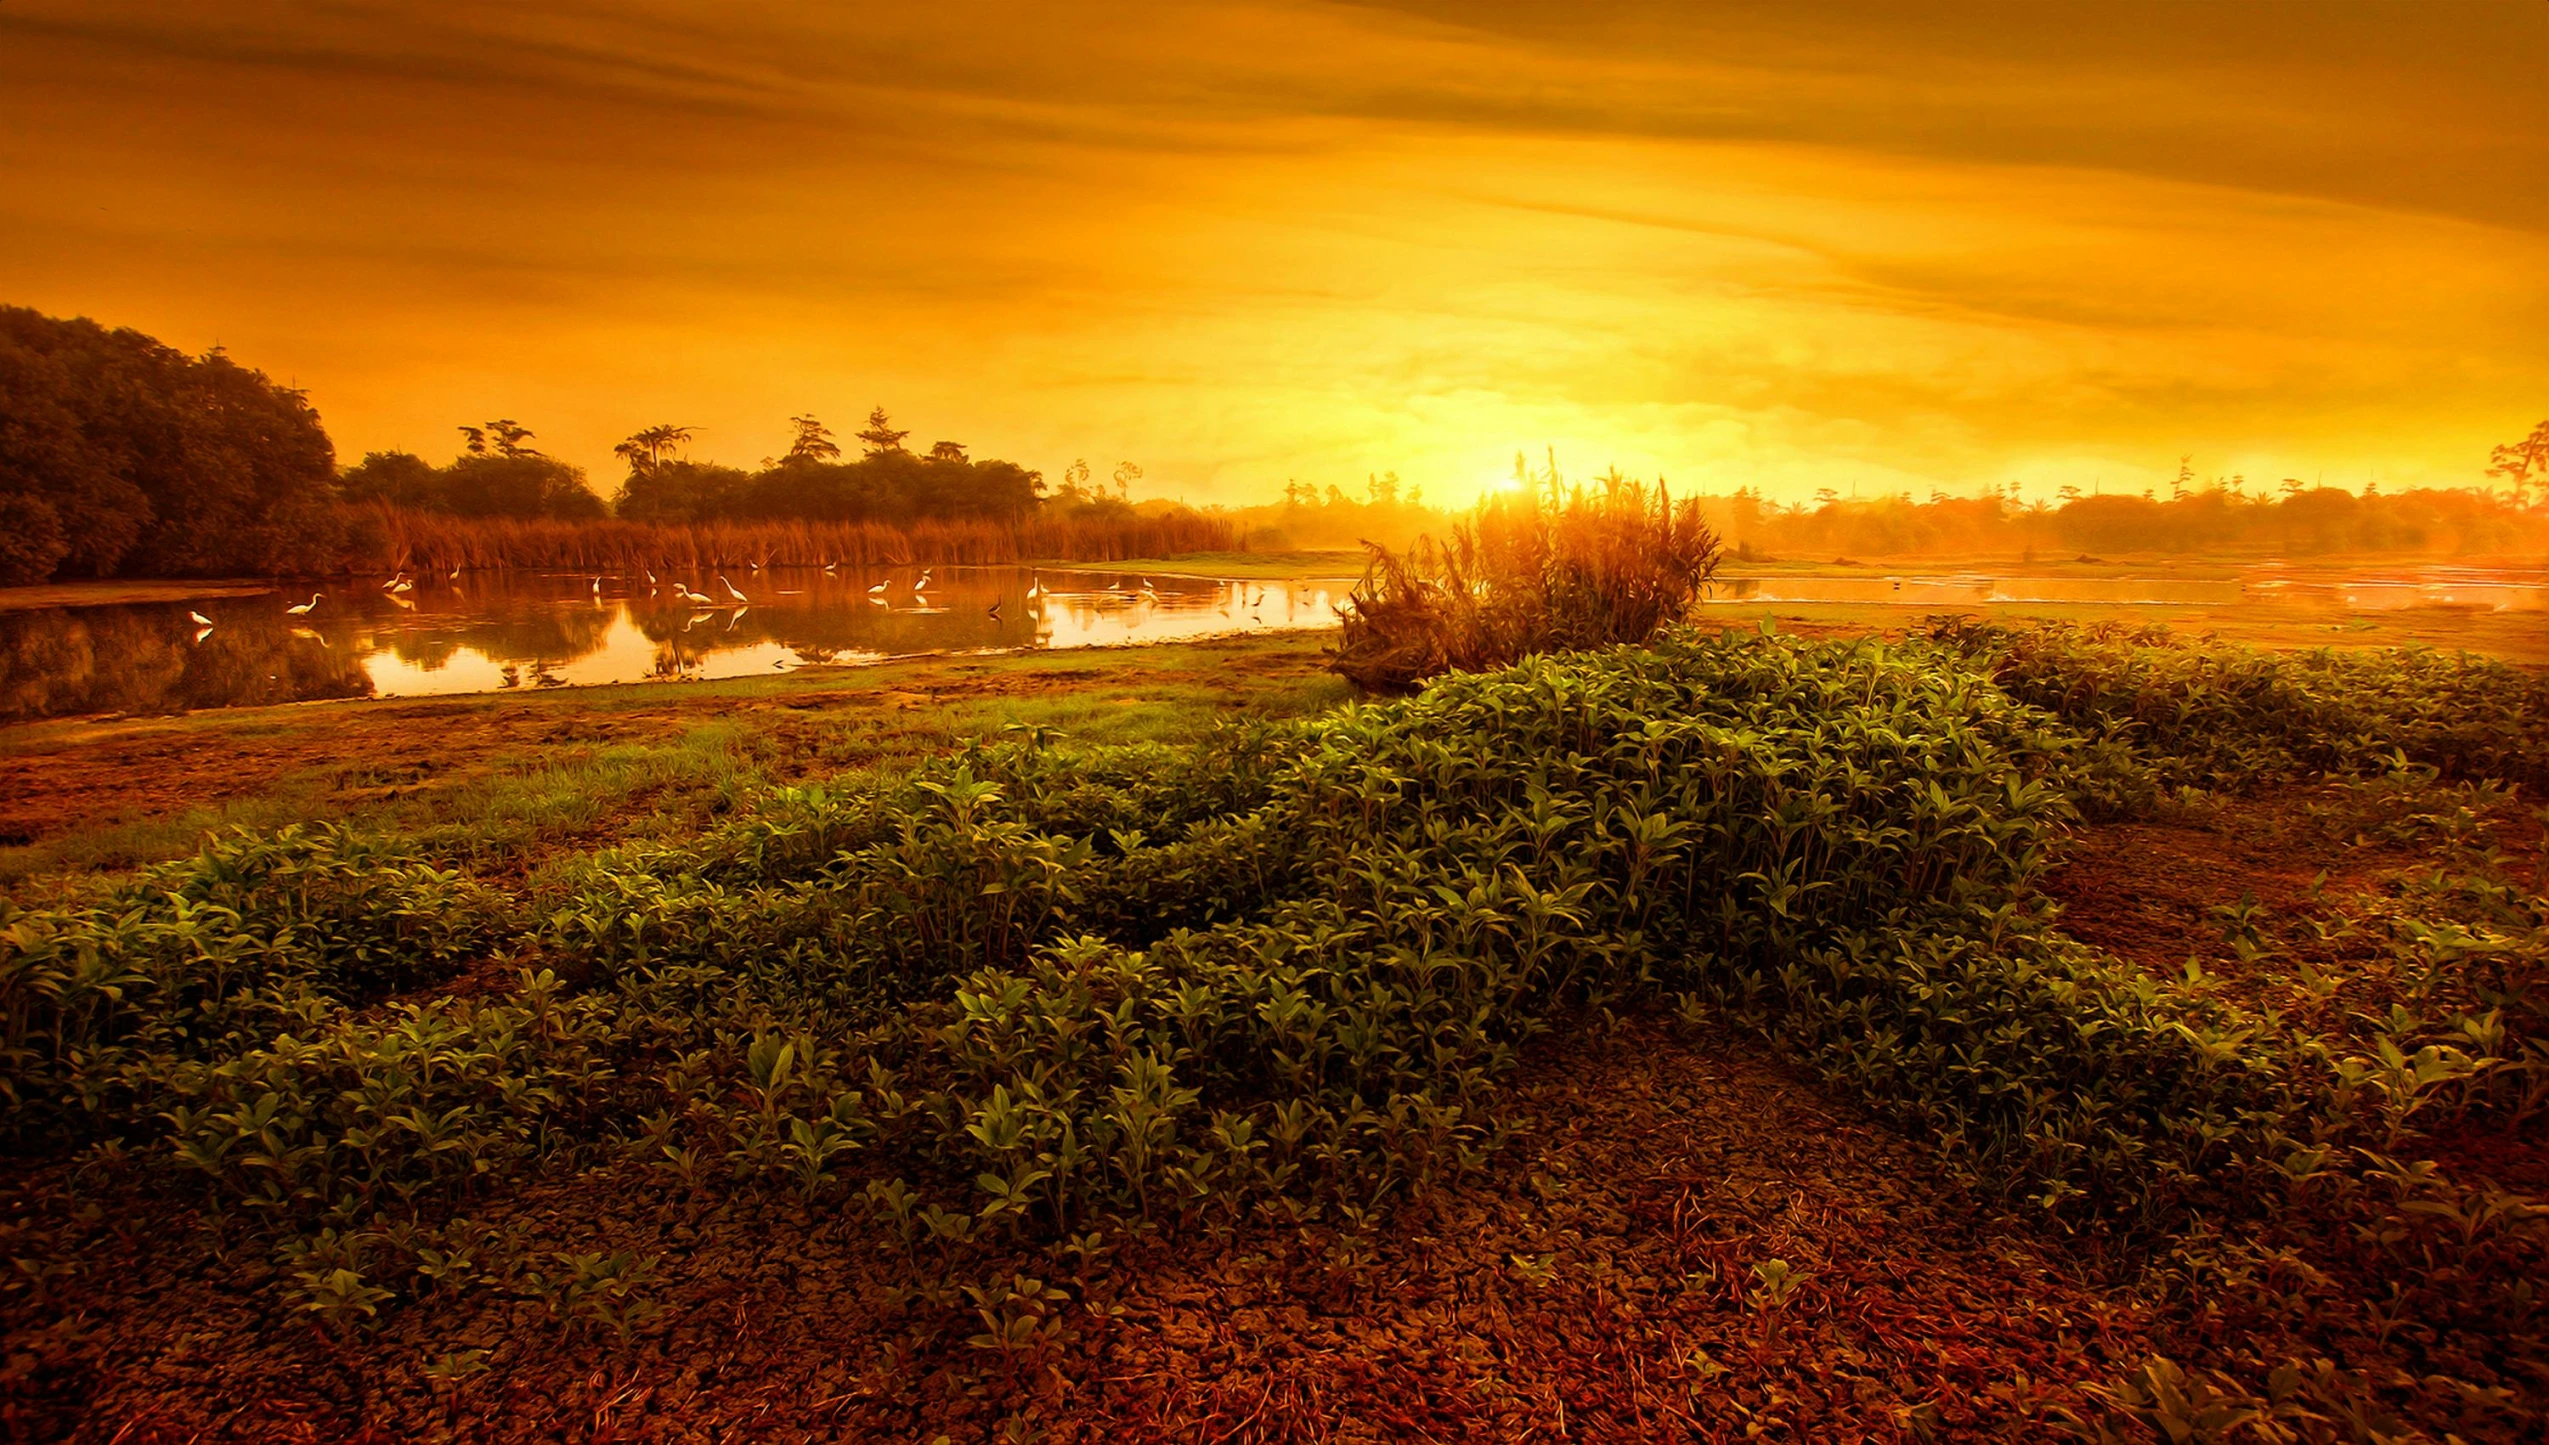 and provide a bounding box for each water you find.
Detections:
[0,567,1349,722]
[5,561,2541,724]
[1702,564,2548,611]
